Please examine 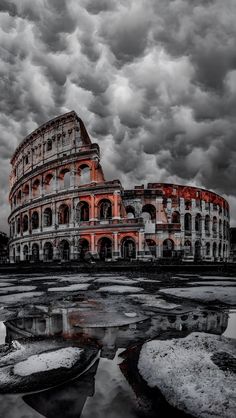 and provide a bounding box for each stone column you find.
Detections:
[112,232,119,258]
[90,194,95,220]
[138,229,145,258]
[113,191,120,220]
